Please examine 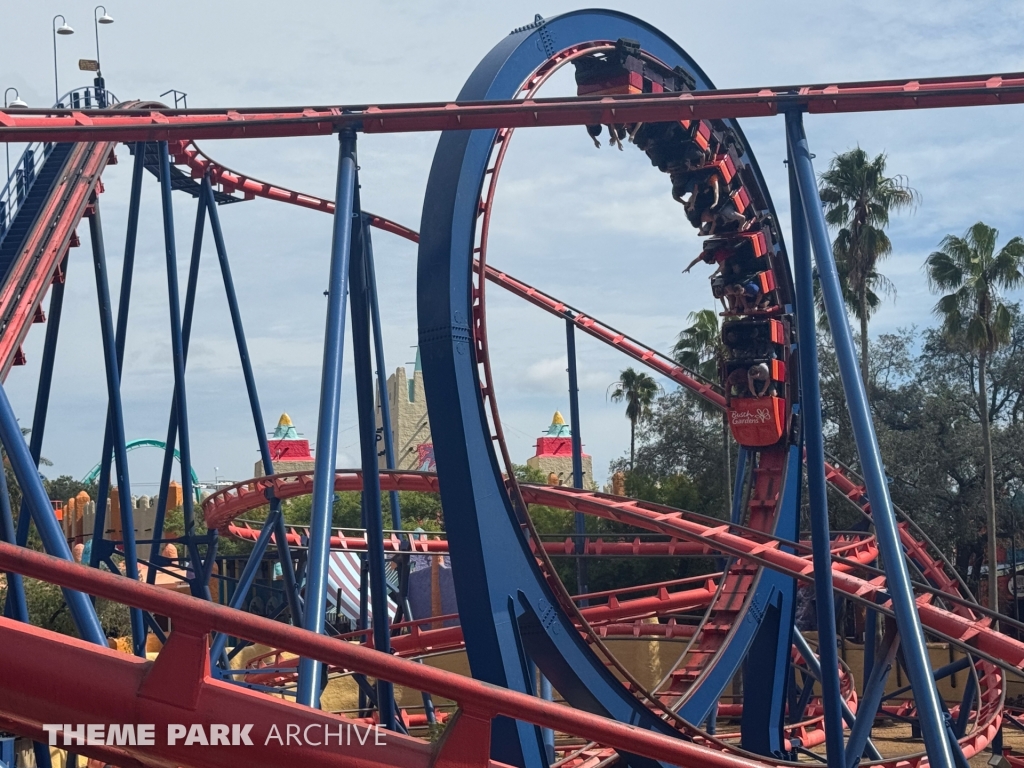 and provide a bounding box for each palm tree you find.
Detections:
[819,147,917,384]
[673,309,733,509]
[926,222,1024,617]
[609,367,659,471]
